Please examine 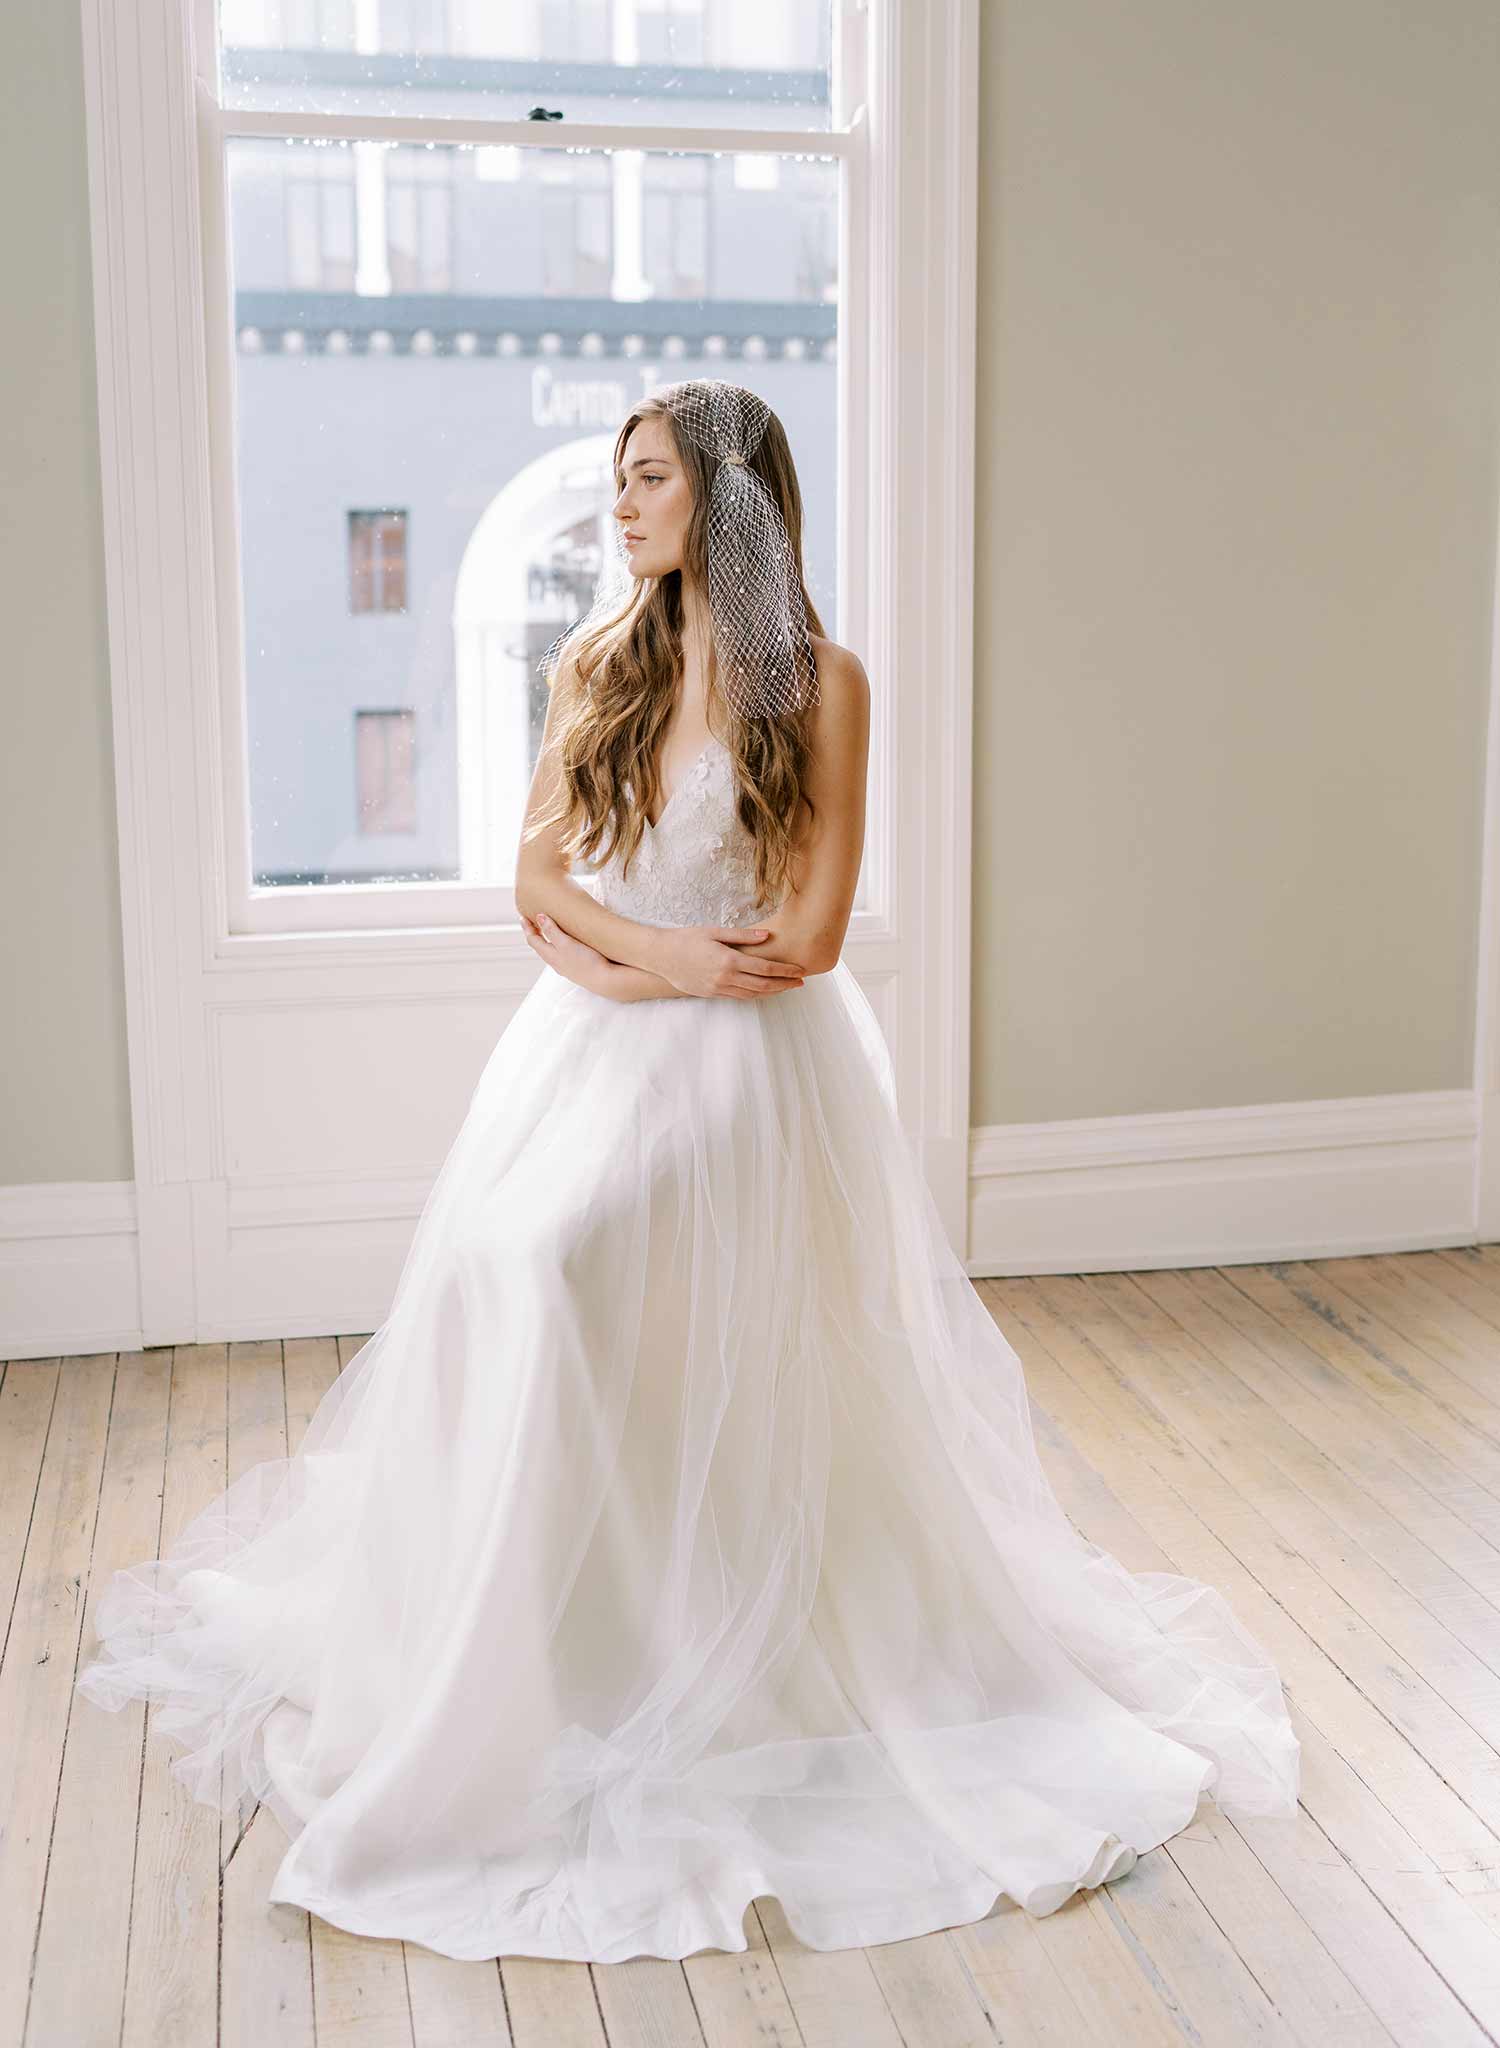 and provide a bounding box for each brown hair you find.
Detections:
[521,388,827,912]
